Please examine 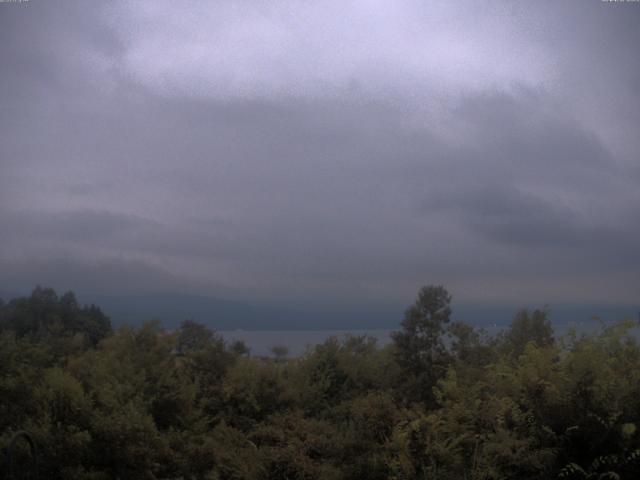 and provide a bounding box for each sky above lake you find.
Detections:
[1,1,639,312]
